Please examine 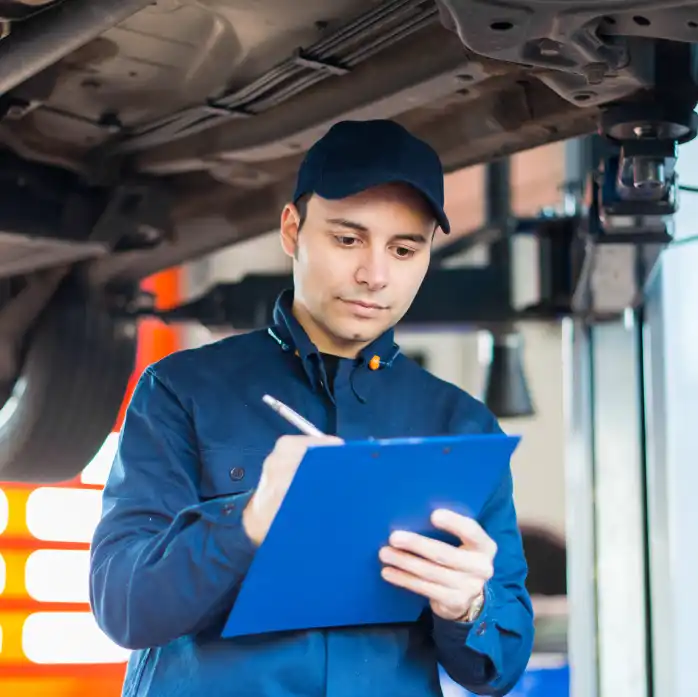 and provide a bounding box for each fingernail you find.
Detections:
[390,531,407,545]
